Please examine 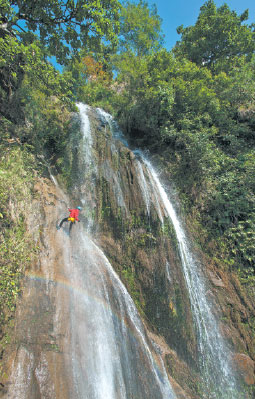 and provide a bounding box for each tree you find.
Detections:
[0,0,121,122]
[1,0,121,63]
[118,0,164,56]
[110,0,164,111]
[0,35,75,123]
[65,1,165,119]
[174,0,255,72]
